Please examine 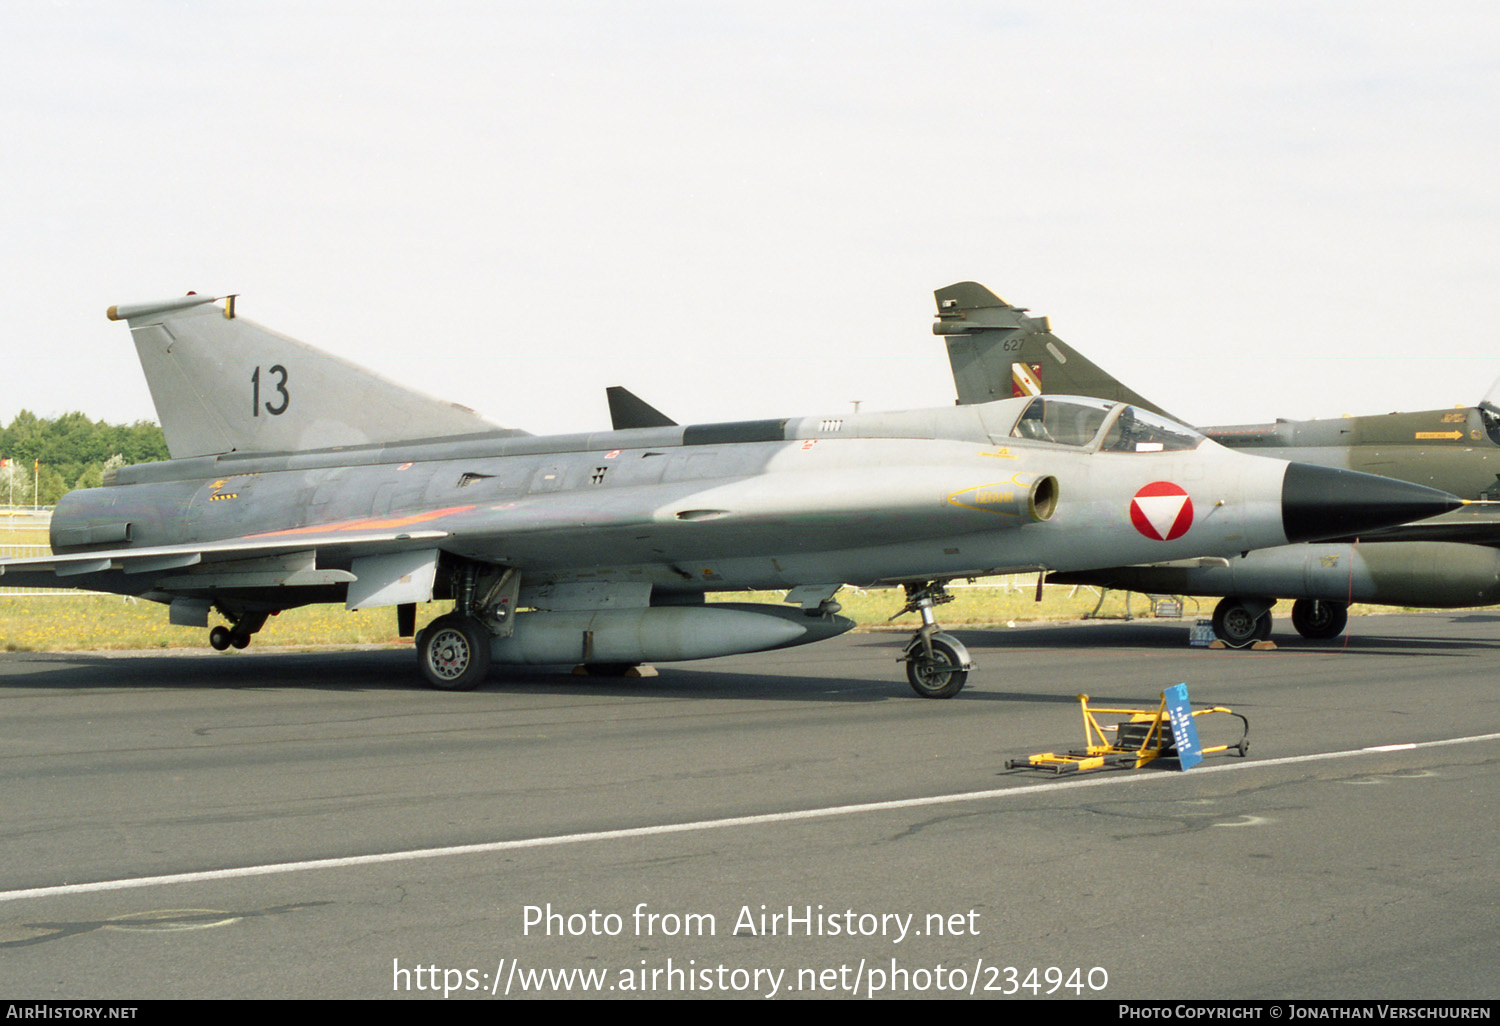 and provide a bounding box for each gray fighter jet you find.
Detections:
[0,293,1459,690]
[931,281,1500,645]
